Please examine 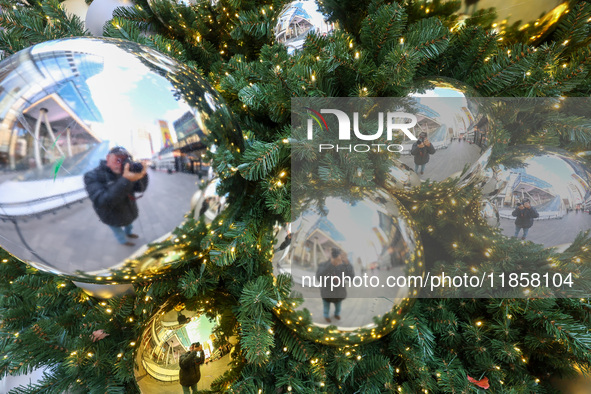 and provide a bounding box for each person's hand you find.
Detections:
[417,141,425,148]
[122,163,147,182]
[340,253,350,264]
[424,138,431,146]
